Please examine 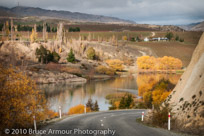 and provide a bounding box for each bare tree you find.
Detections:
[43,22,47,42]
[10,18,14,42]
[57,22,63,44]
